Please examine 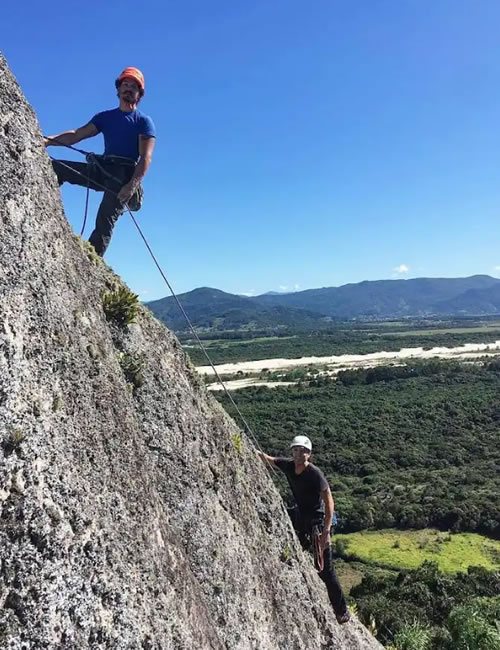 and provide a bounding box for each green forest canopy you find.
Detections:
[217,360,500,536]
